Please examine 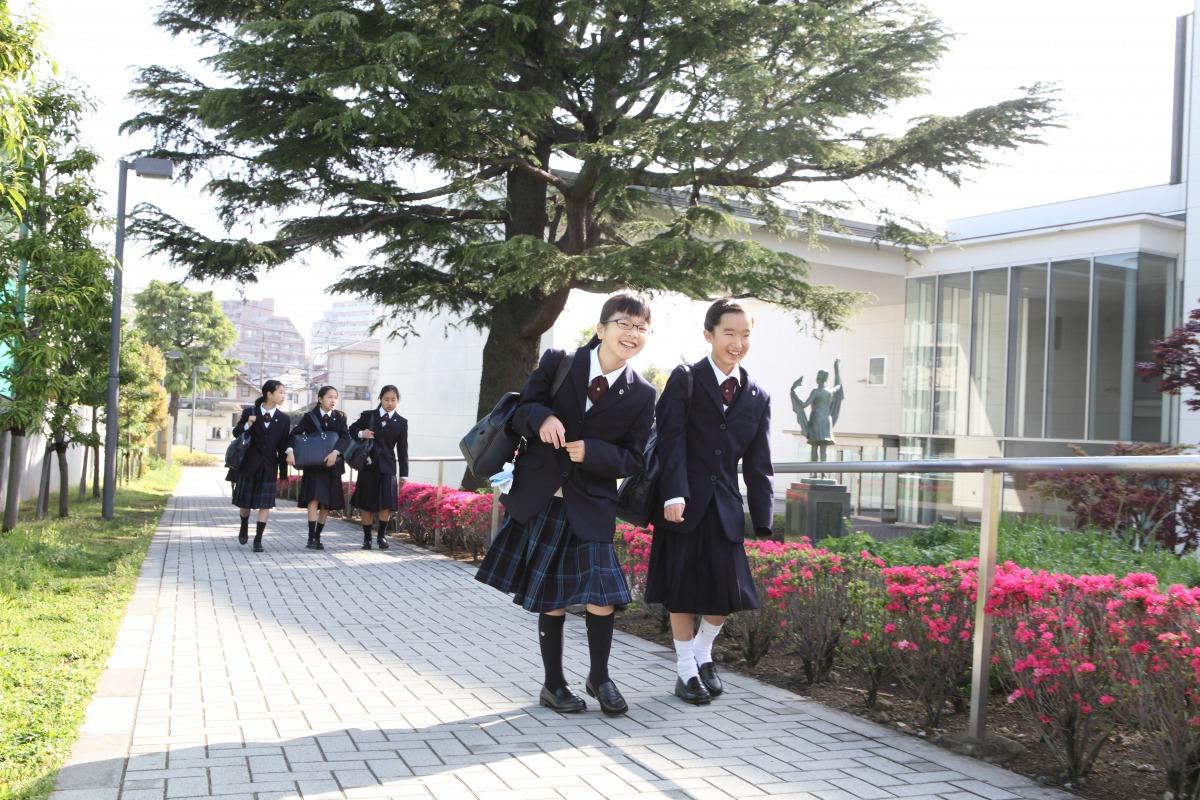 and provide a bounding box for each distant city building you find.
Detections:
[321,339,381,418]
[221,298,308,387]
[310,299,382,367]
